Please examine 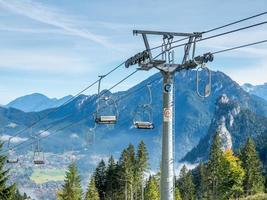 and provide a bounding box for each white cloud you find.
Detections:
[0,0,111,47]
[88,154,109,166]
[0,134,28,143]
[0,50,95,74]
[223,59,267,85]
[0,25,69,35]
[175,162,199,176]
[70,133,79,139]
[39,130,50,137]
[6,123,17,128]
